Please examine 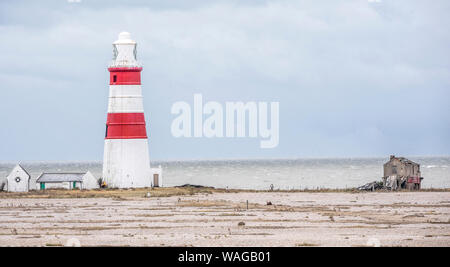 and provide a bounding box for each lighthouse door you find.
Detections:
[153,174,159,187]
